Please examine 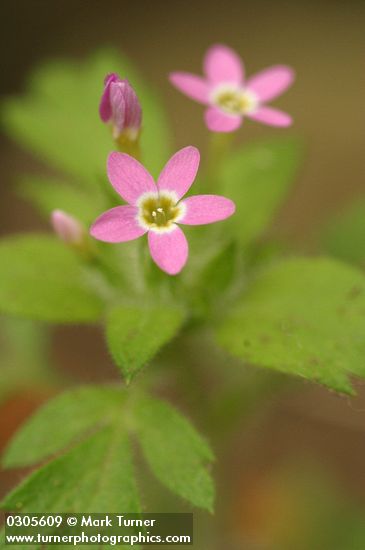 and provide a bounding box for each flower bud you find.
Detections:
[51,210,85,246]
[99,73,142,141]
